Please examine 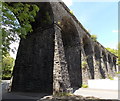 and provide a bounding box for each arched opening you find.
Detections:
[94,45,105,78]
[83,36,94,79]
[108,54,112,63]
[61,16,82,89]
[94,45,100,60]
[102,51,107,61]
[113,57,117,71]
[12,2,54,93]
[108,54,113,70]
[102,51,108,72]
